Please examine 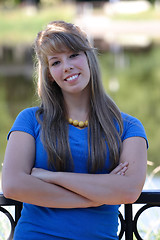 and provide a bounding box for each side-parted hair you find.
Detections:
[34,20,123,173]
